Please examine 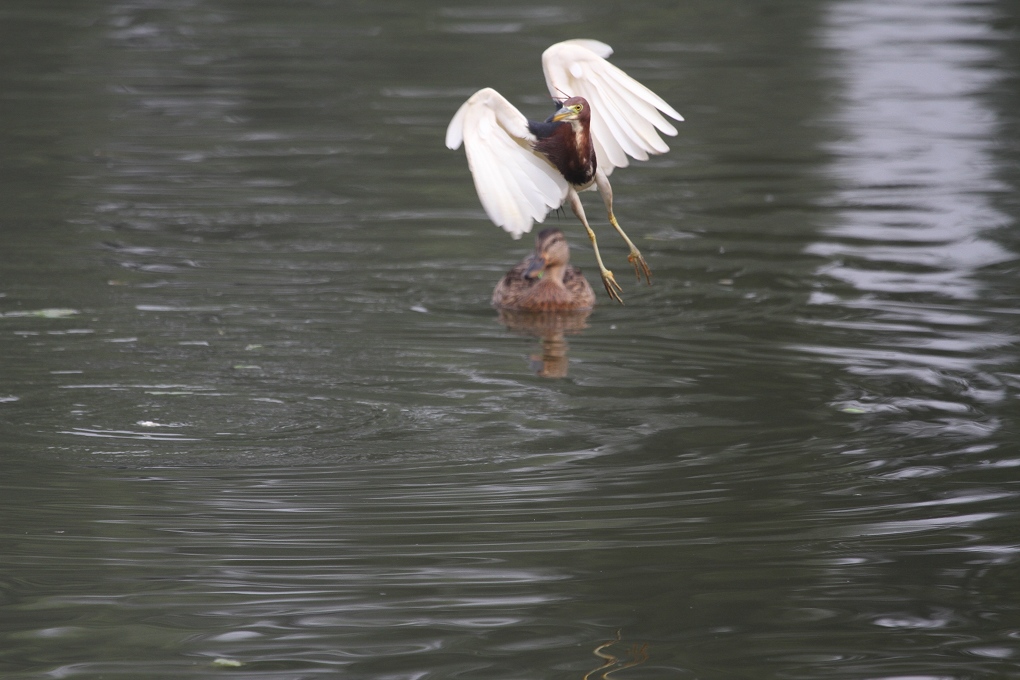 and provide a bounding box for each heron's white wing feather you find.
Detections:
[542,40,683,176]
[446,88,568,238]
